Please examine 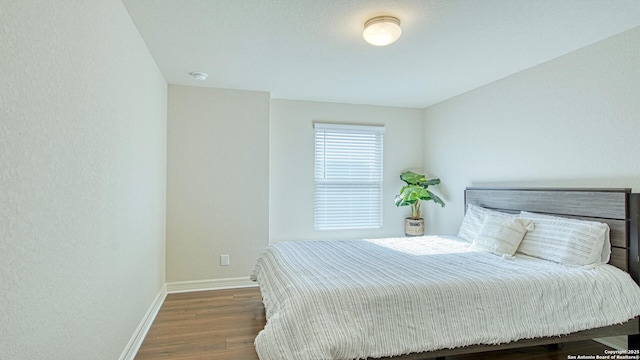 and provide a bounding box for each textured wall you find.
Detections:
[166,85,269,282]
[269,99,425,242]
[423,26,640,234]
[0,0,167,358]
